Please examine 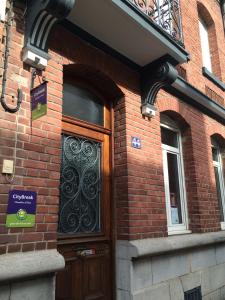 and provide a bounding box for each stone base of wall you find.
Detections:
[0,276,55,300]
[116,234,225,300]
[0,249,64,300]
